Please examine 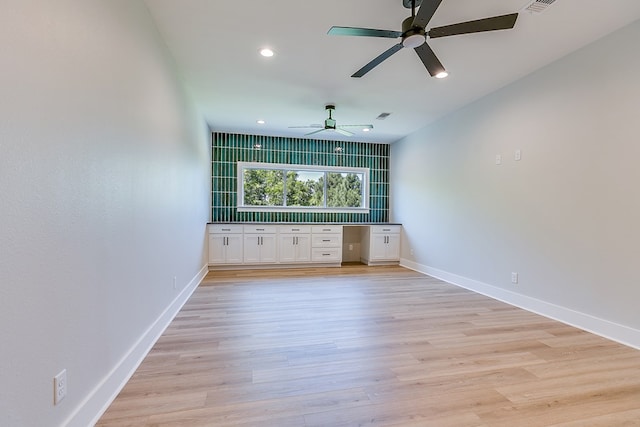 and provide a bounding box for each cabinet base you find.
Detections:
[208,262,343,271]
[360,258,401,266]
